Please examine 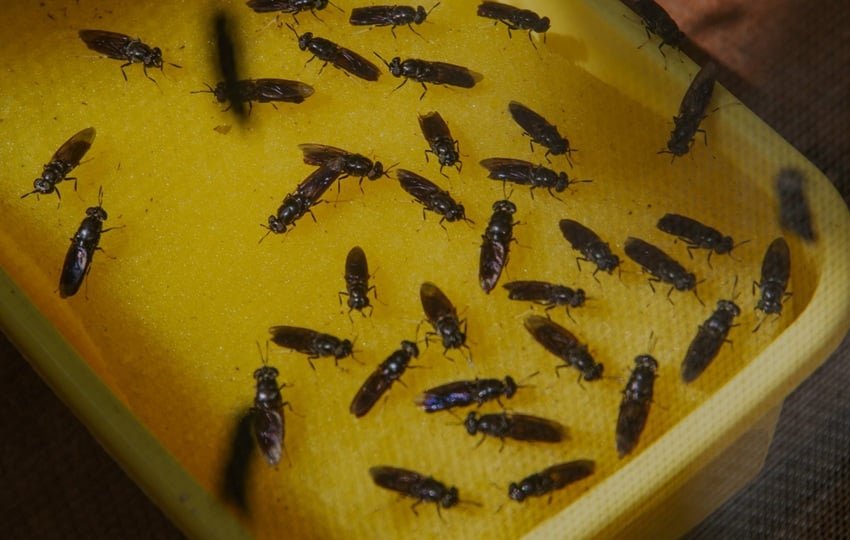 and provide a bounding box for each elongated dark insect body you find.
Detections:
[624,237,698,298]
[465,412,564,445]
[350,340,418,417]
[349,4,437,38]
[369,466,459,515]
[508,460,595,502]
[340,246,376,316]
[662,62,716,158]
[656,213,740,265]
[396,169,471,226]
[558,219,620,276]
[420,282,467,354]
[503,281,585,316]
[268,325,353,368]
[632,0,684,55]
[415,376,518,412]
[419,111,461,175]
[479,200,518,293]
[524,315,603,381]
[616,354,658,458]
[374,52,483,100]
[79,29,180,82]
[753,237,791,317]
[246,0,329,22]
[287,25,381,81]
[477,2,550,46]
[680,299,740,383]
[508,101,573,164]
[59,188,117,298]
[251,364,290,466]
[776,168,817,242]
[299,143,385,183]
[23,127,95,201]
[262,165,344,237]
[479,158,588,198]
[194,79,315,112]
